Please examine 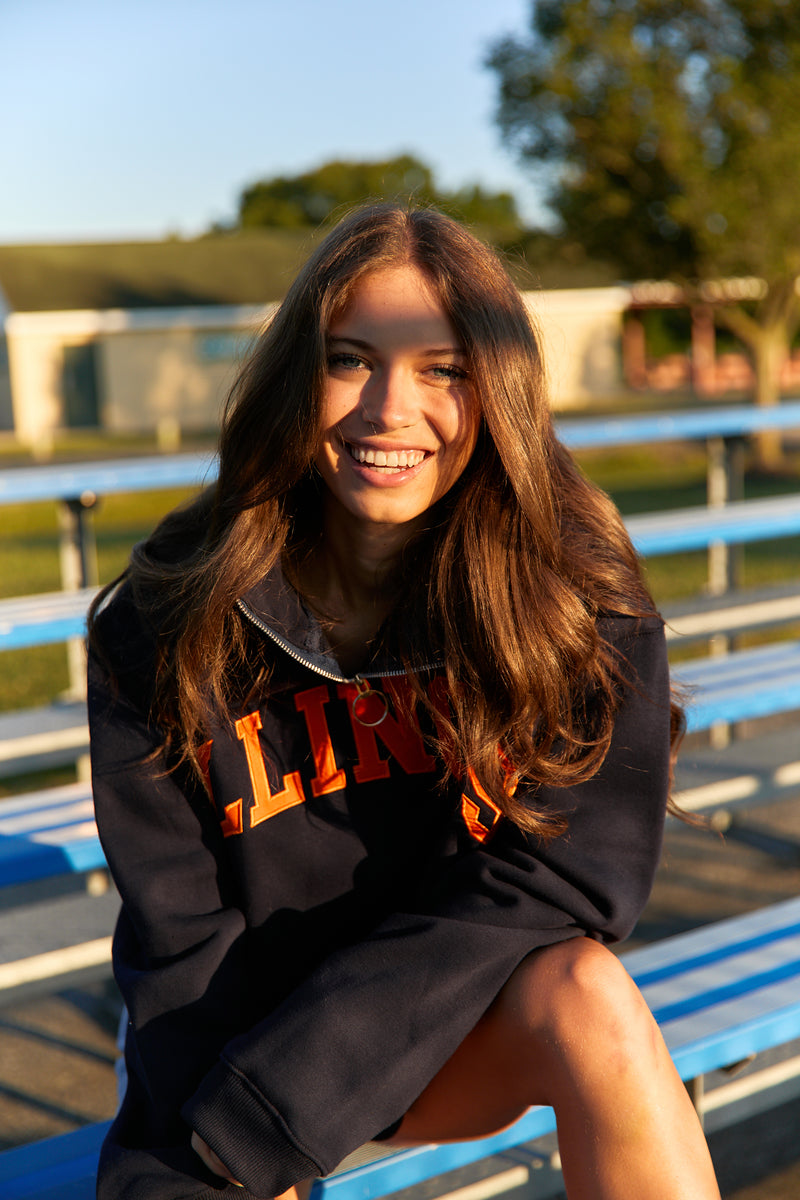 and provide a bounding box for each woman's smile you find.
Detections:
[342,440,429,472]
